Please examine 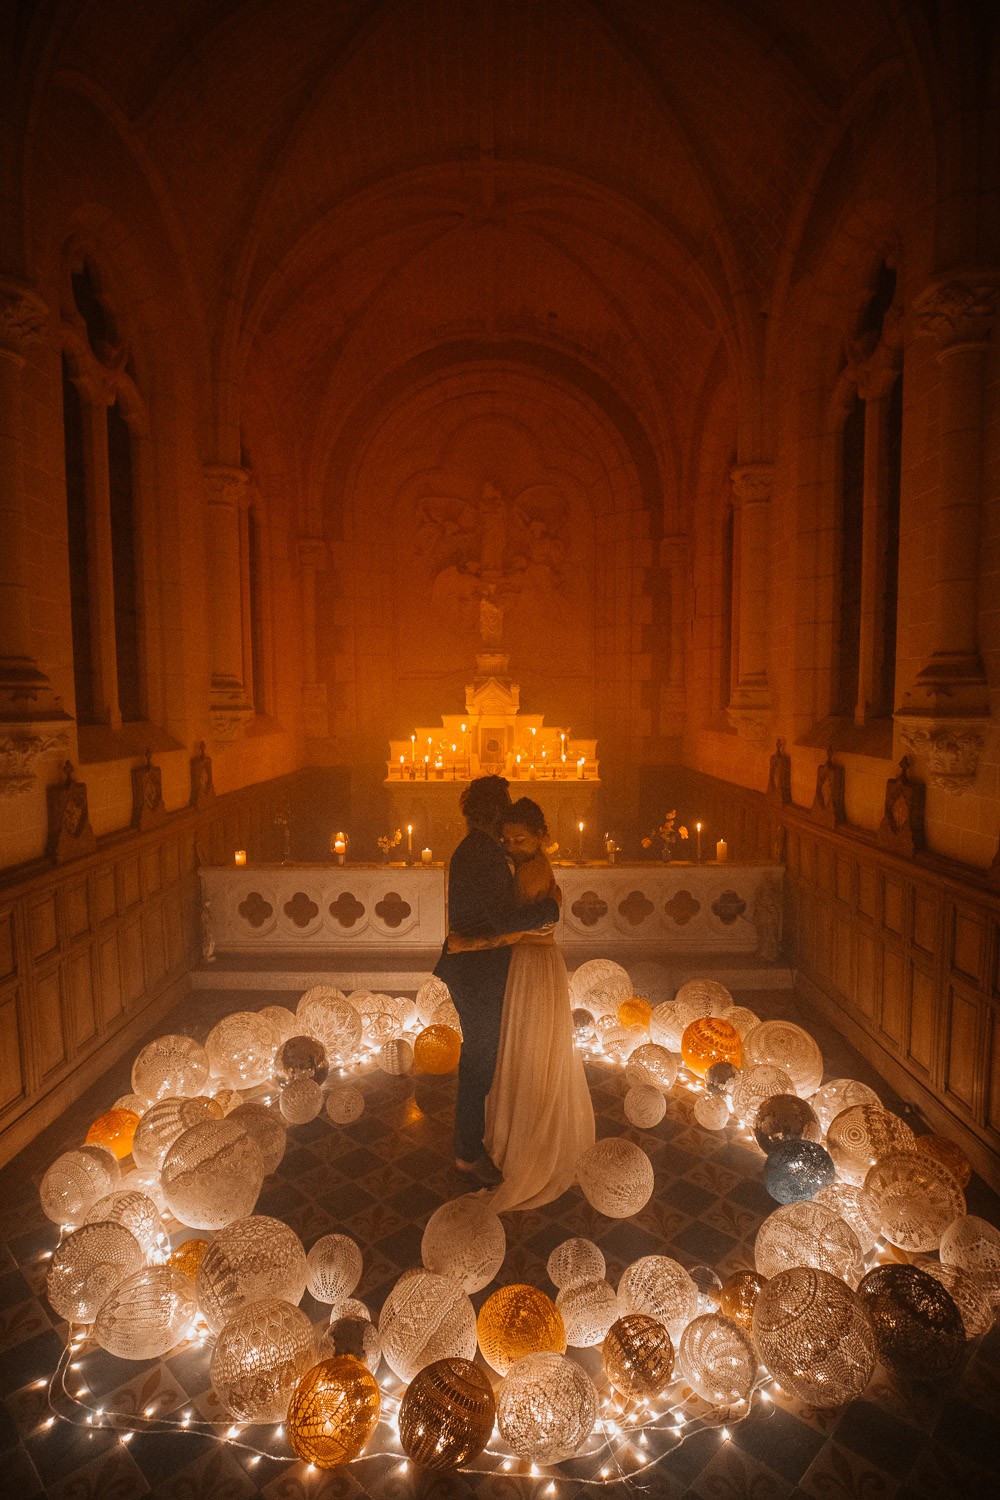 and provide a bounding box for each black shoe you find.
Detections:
[454,1155,503,1187]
